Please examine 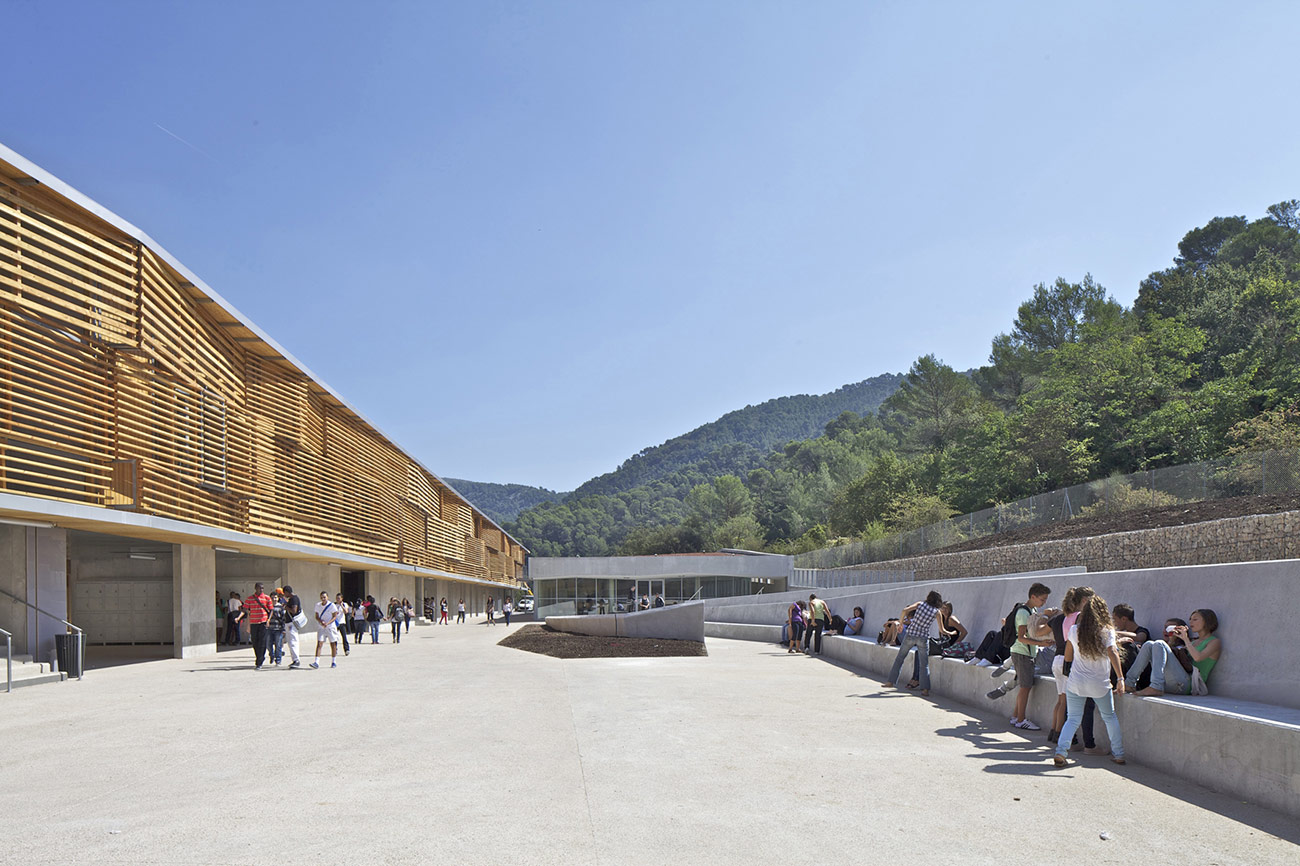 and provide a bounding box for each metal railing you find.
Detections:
[1,627,11,693]
[0,587,84,682]
[795,448,1300,570]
